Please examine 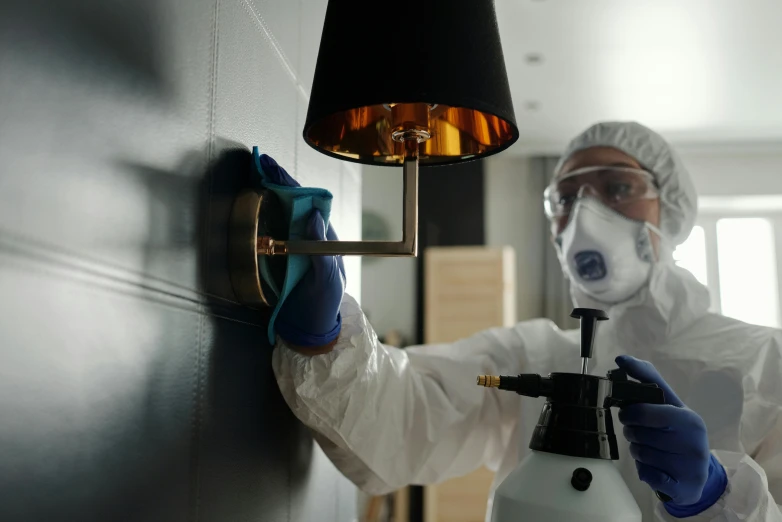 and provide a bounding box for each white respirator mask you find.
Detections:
[555,197,662,305]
